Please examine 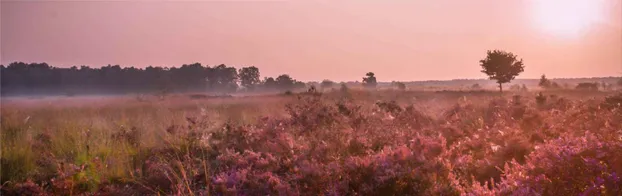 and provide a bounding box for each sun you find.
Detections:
[530,0,605,38]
